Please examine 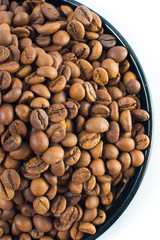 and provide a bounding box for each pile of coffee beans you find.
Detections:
[0,0,150,239]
